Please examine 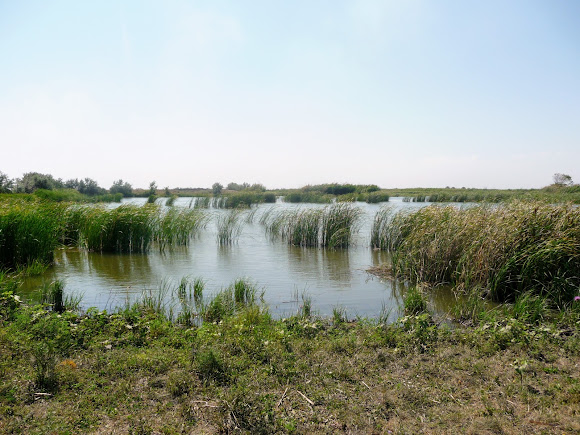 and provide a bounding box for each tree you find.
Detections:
[212,182,223,196]
[110,179,133,197]
[0,171,13,193]
[64,178,80,190]
[553,173,573,187]
[148,181,157,196]
[16,172,62,193]
[78,178,103,196]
